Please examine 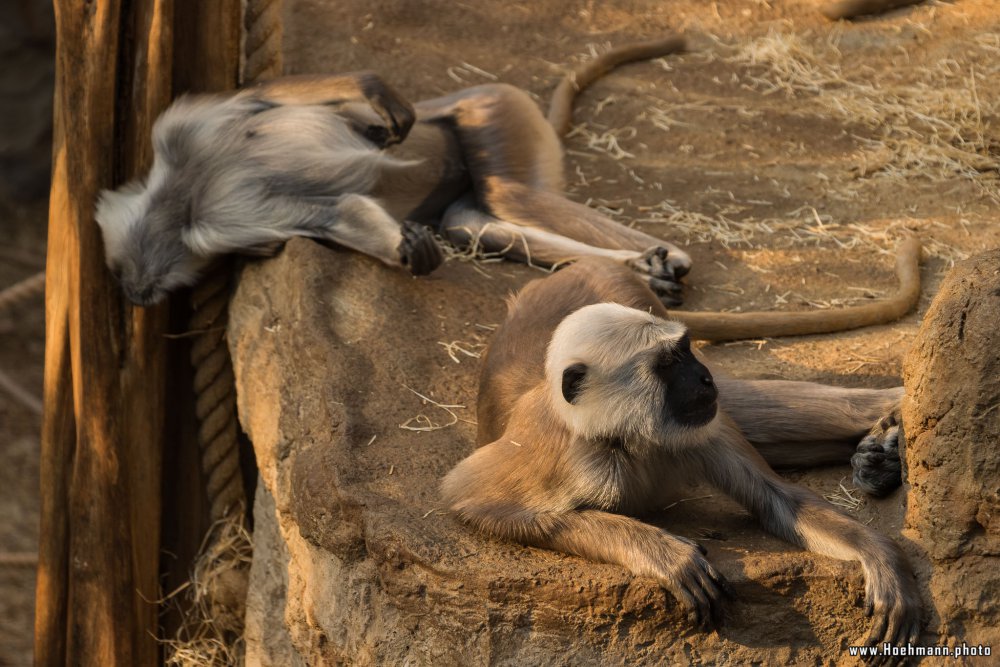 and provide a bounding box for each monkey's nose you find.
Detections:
[701,375,714,386]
